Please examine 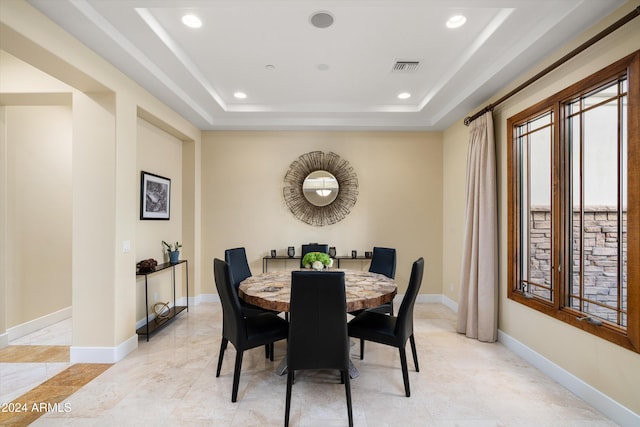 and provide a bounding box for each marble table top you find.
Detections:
[238,269,397,312]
